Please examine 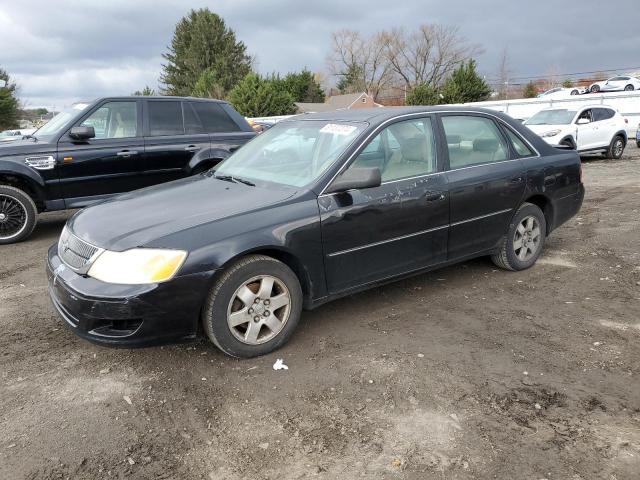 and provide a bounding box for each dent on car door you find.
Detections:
[319,116,448,293]
[441,114,525,259]
[56,100,144,206]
